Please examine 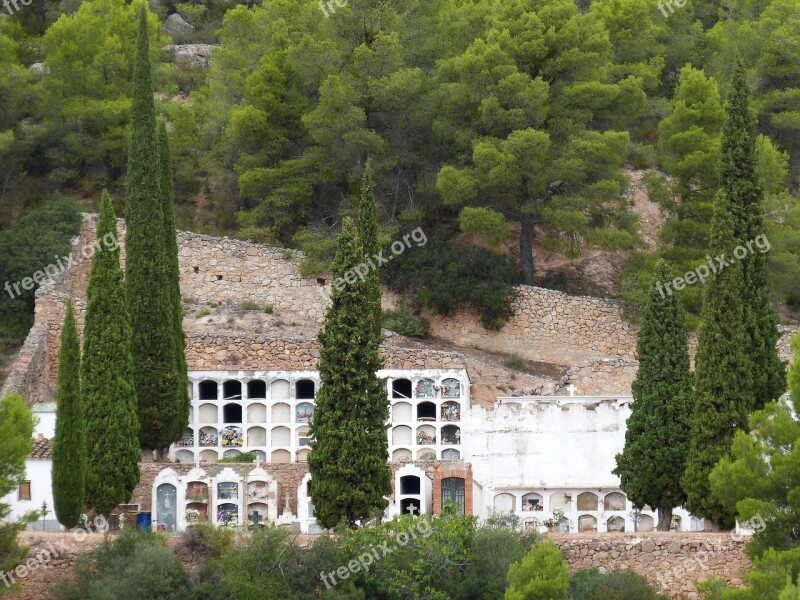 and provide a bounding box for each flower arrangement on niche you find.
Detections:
[543,508,566,529]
